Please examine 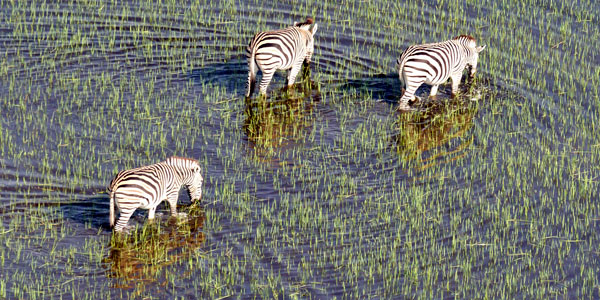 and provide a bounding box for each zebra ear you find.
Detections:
[476,45,486,52]
[310,23,318,35]
[294,21,299,26]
